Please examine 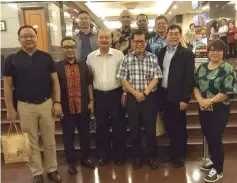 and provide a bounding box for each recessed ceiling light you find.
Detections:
[173,5,177,9]
[169,11,172,14]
